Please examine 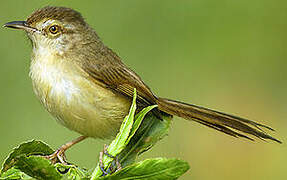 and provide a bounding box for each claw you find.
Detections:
[44,149,68,164]
[99,144,122,176]
[43,136,87,164]
[99,151,109,176]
